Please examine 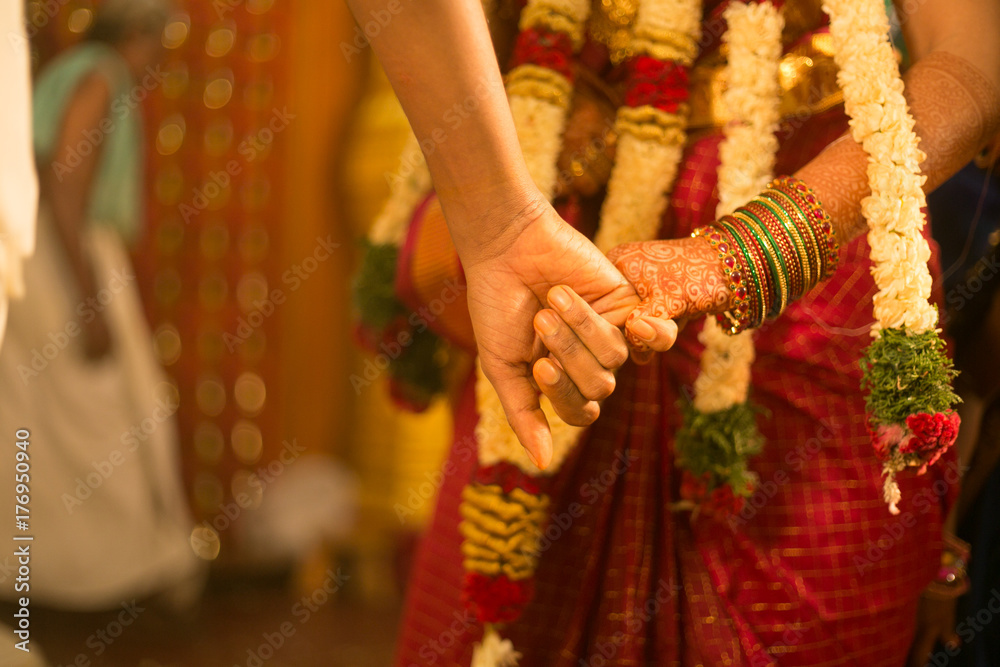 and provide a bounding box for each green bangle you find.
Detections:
[753,196,811,295]
[767,177,840,279]
[734,210,789,317]
[761,188,822,287]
